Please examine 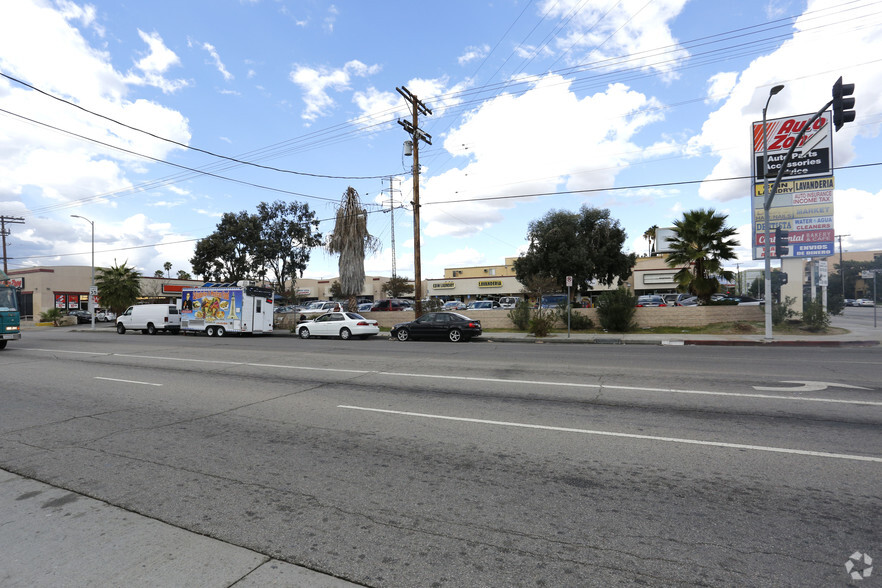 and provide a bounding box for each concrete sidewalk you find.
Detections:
[0,470,362,588]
